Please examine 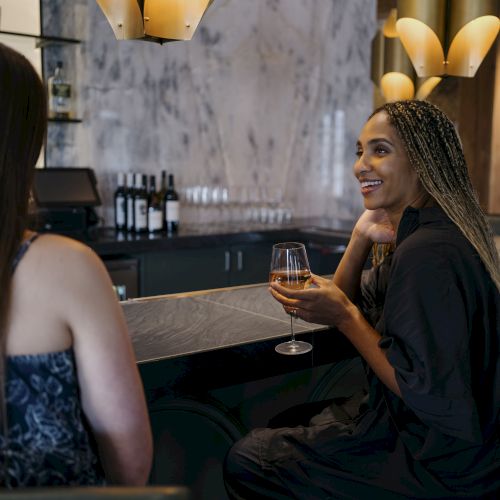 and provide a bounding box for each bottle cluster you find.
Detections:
[114,171,179,234]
